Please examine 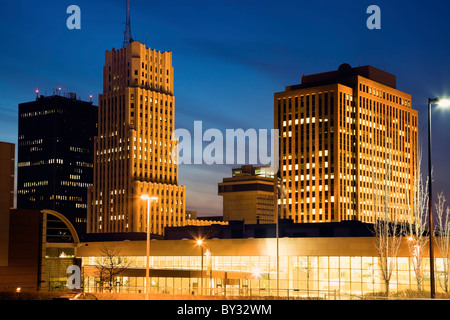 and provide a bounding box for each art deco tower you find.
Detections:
[87,5,185,234]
